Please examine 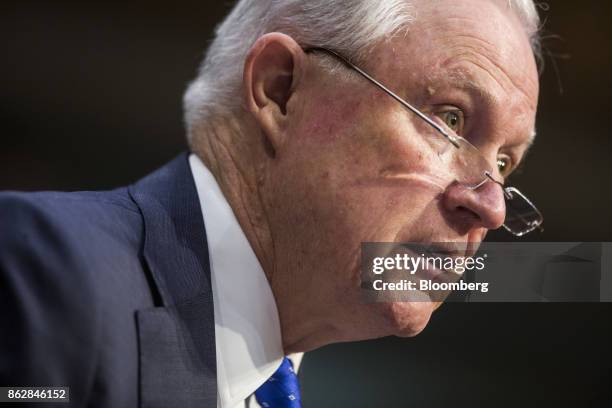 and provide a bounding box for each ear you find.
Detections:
[243,33,305,155]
